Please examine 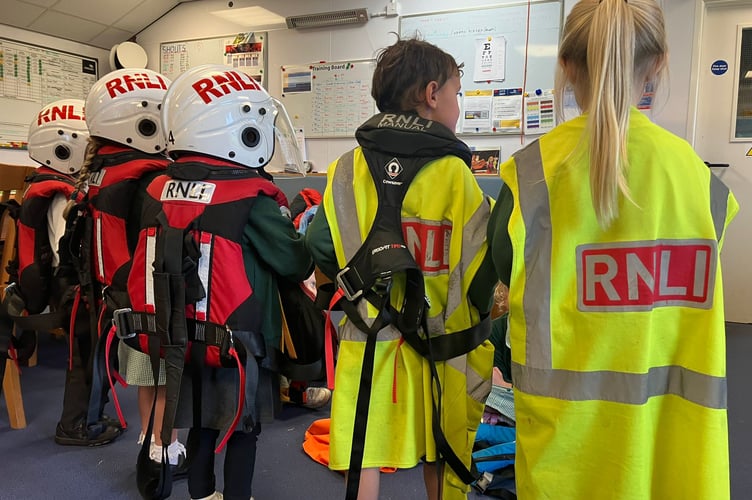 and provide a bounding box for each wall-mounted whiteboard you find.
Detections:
[160,32,267,87]
[279,59,376,139]
[400,0,562,135]
[0,37,98,149]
